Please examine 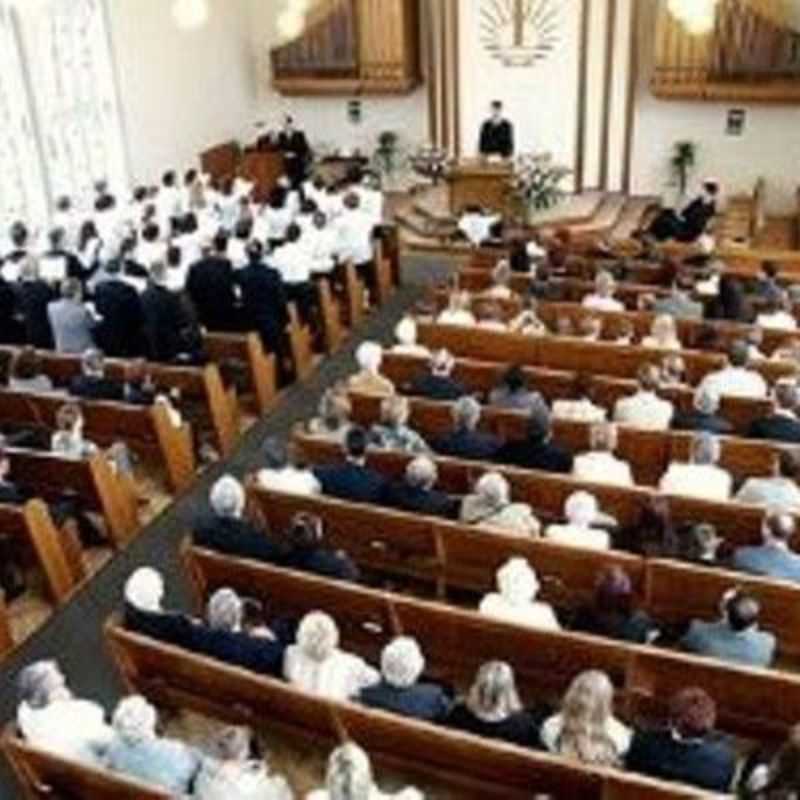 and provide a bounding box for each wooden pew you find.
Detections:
[104,619,707,800]
[288,303,315,382]
[344,263,367,327]
[0,390,195,493]
[0,592,11,658]
[318,279,348,353]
